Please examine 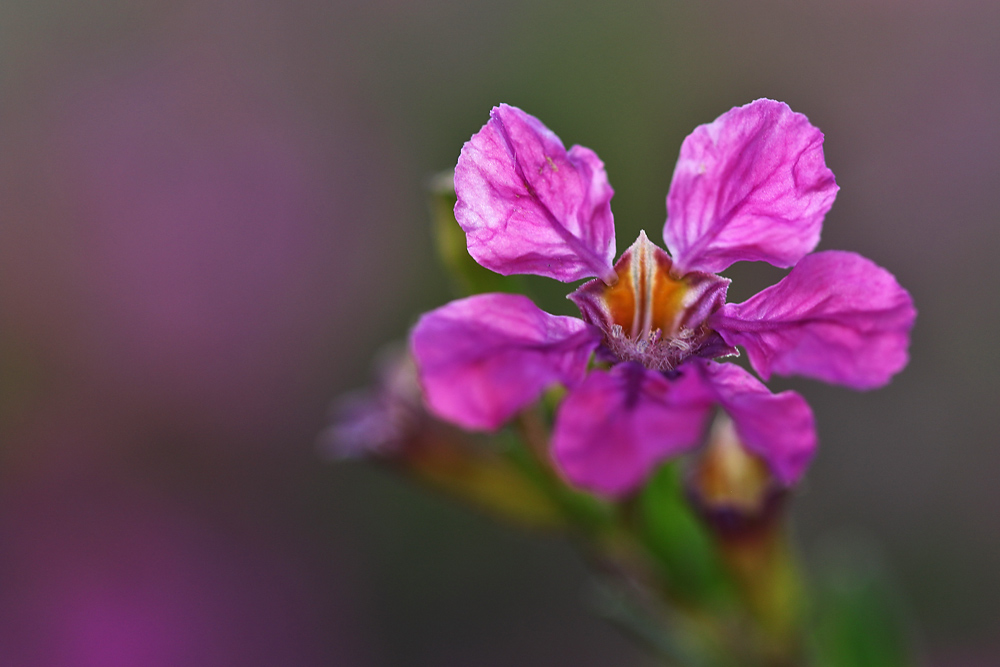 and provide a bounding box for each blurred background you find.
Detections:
[0,0,998,664]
